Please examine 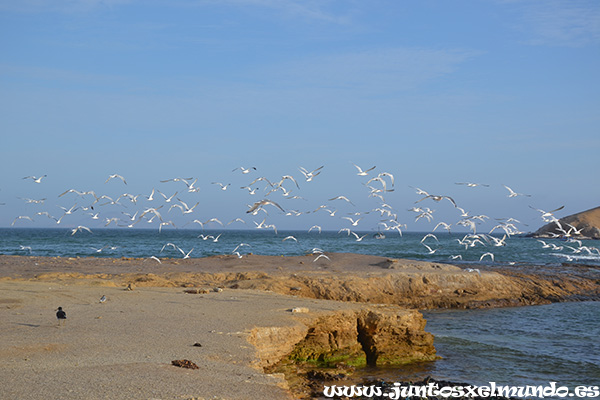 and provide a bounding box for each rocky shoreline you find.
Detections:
[1,253,599,399]
[1,253,598,309]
